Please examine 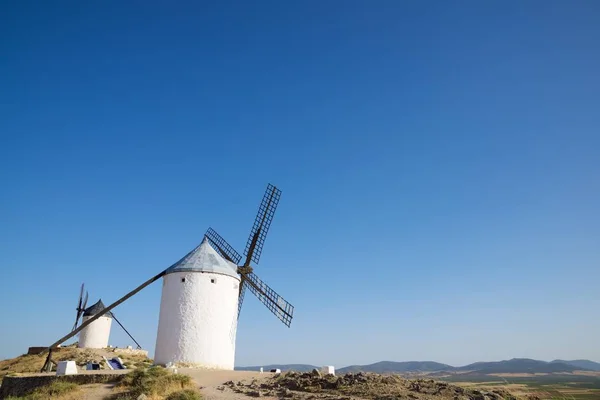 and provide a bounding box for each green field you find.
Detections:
[438,374,600,399]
